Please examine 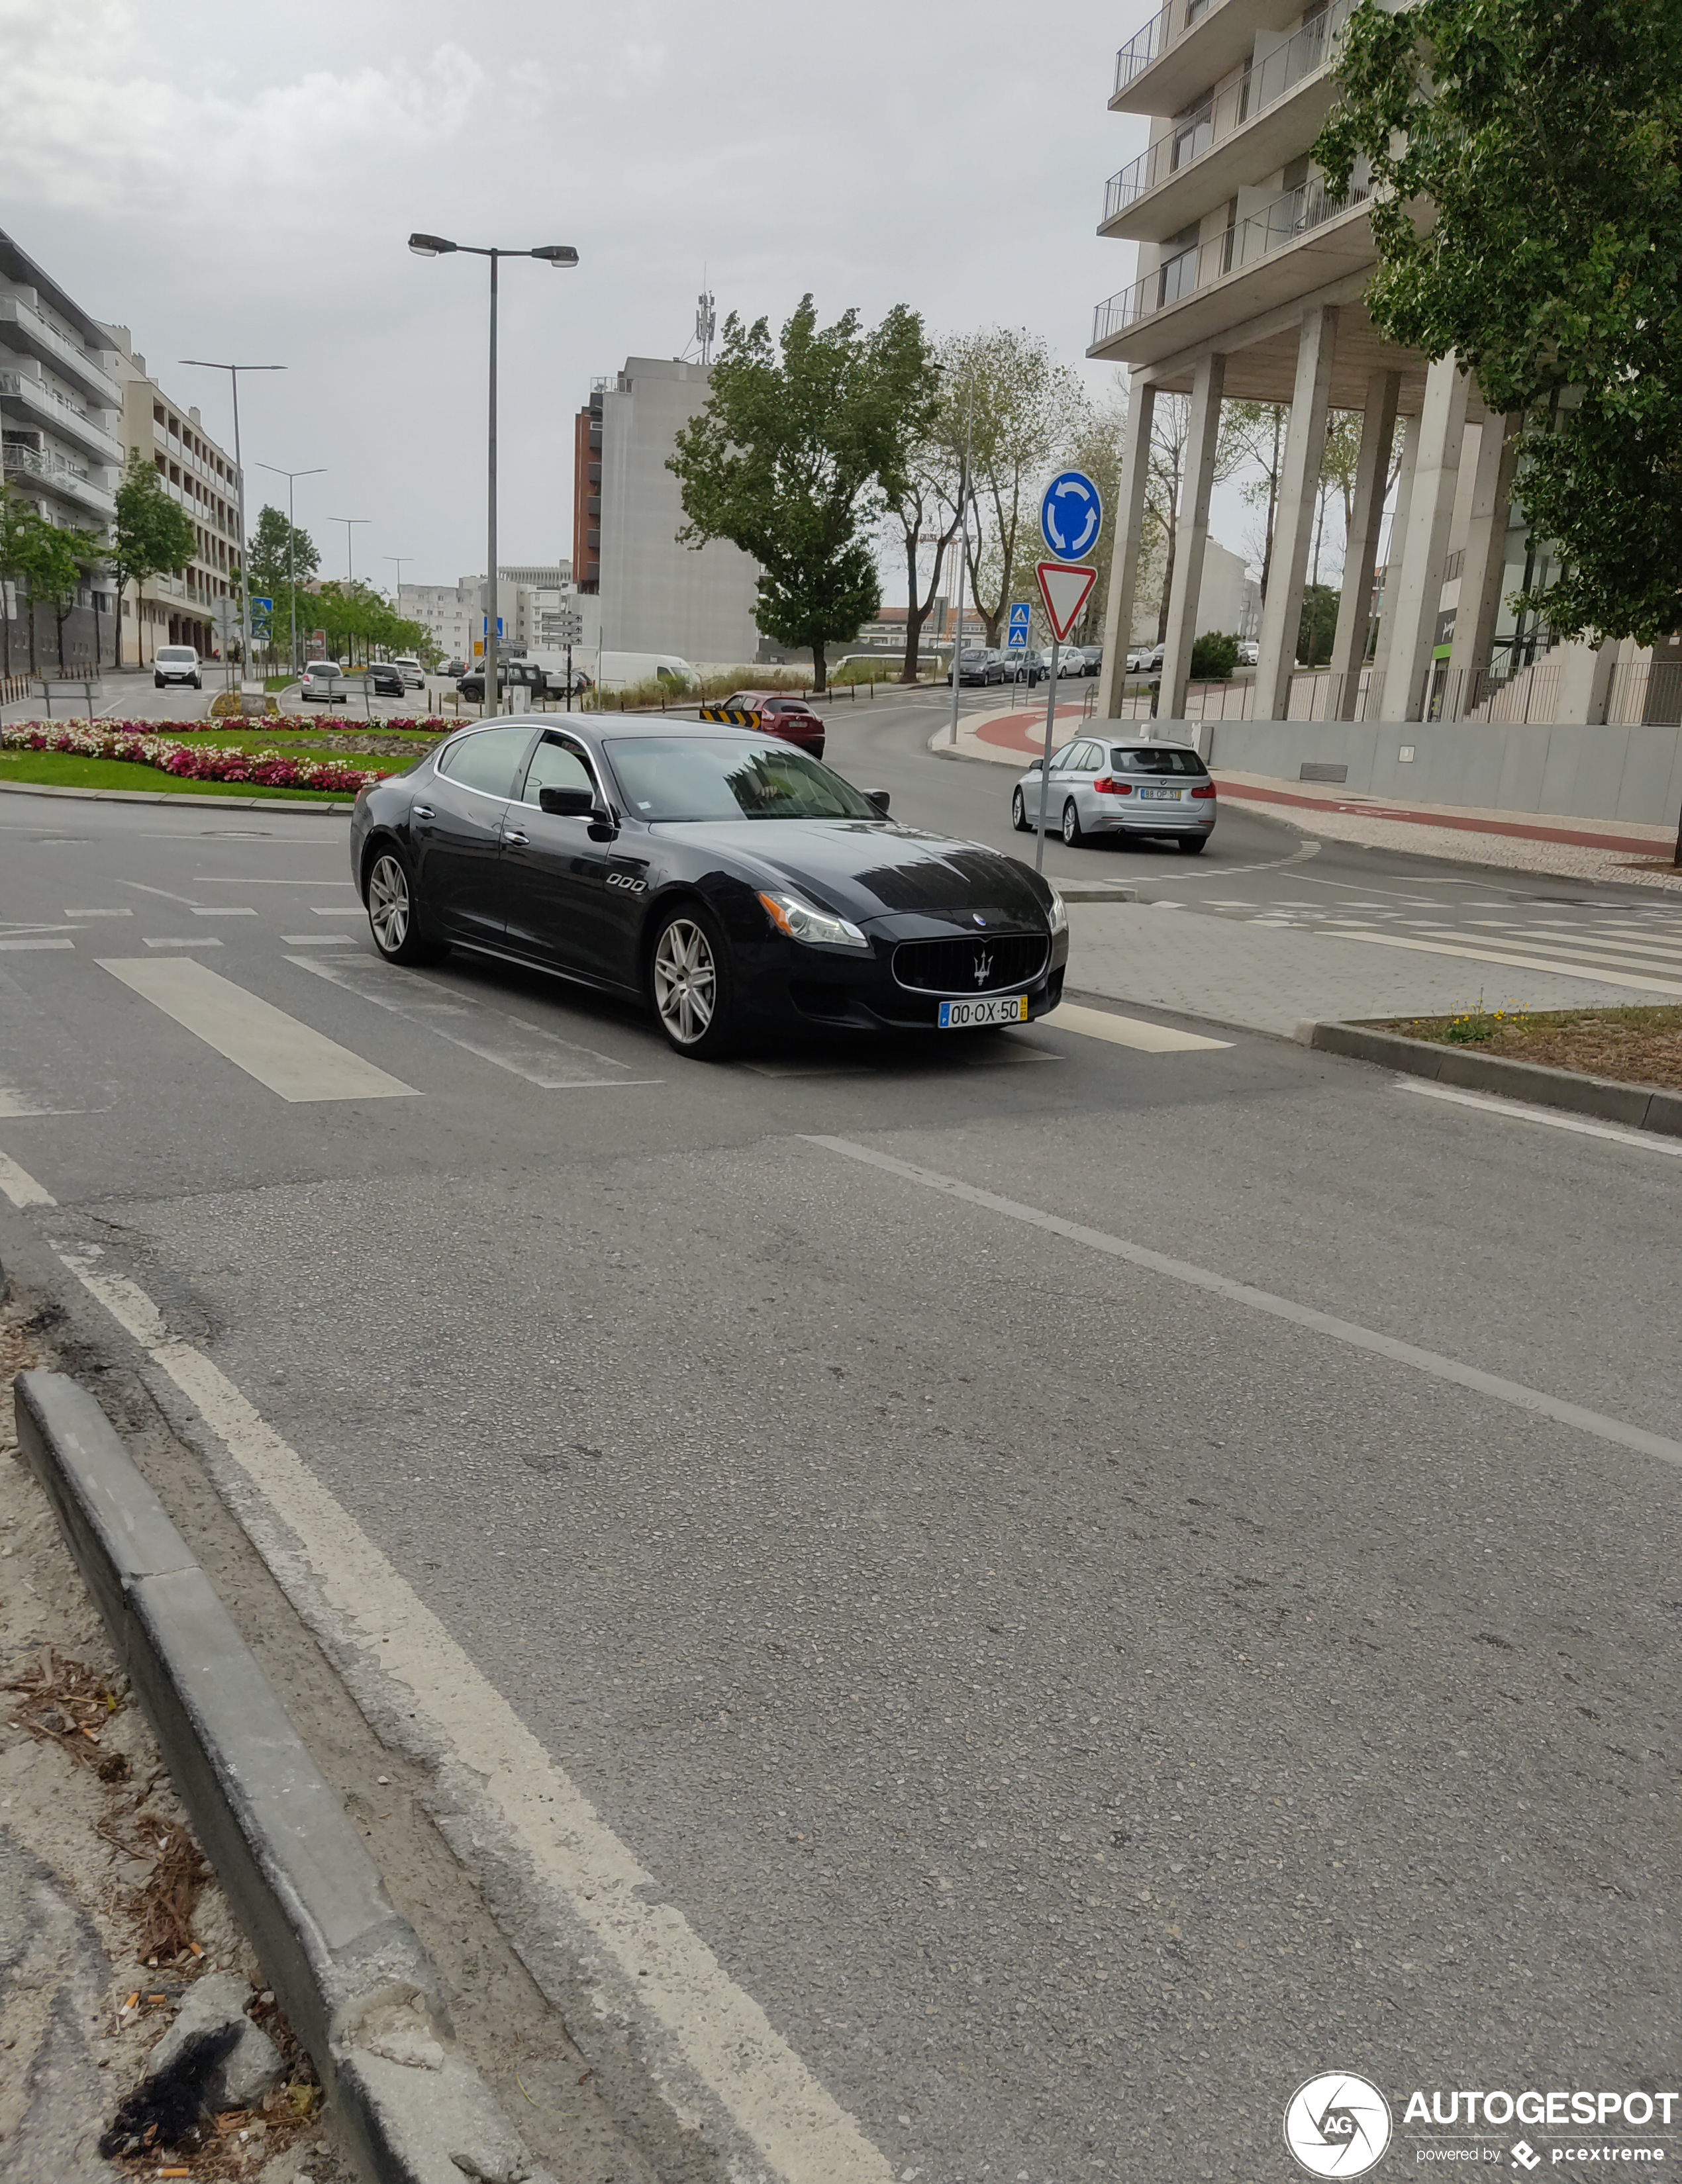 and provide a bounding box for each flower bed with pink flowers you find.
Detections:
[0,720,394,794]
